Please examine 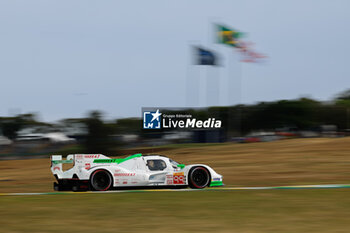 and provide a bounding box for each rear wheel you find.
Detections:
[188,167,210,189]
[53,182,61,191]
[90,170,112,191]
